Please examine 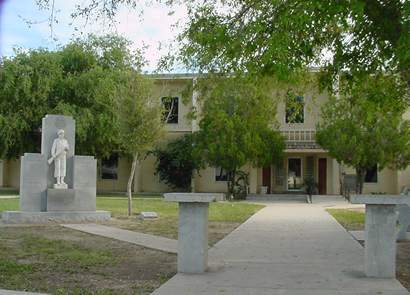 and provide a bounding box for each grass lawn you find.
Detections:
[326,208,365,231]
[327,208,410,291]
[0,196,264,294]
